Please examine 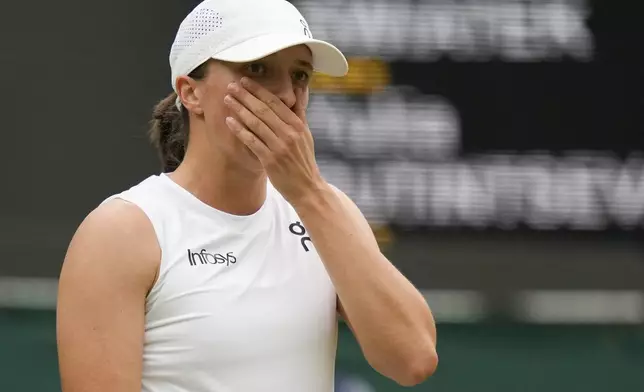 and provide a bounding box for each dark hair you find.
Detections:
[149,62,210,172]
